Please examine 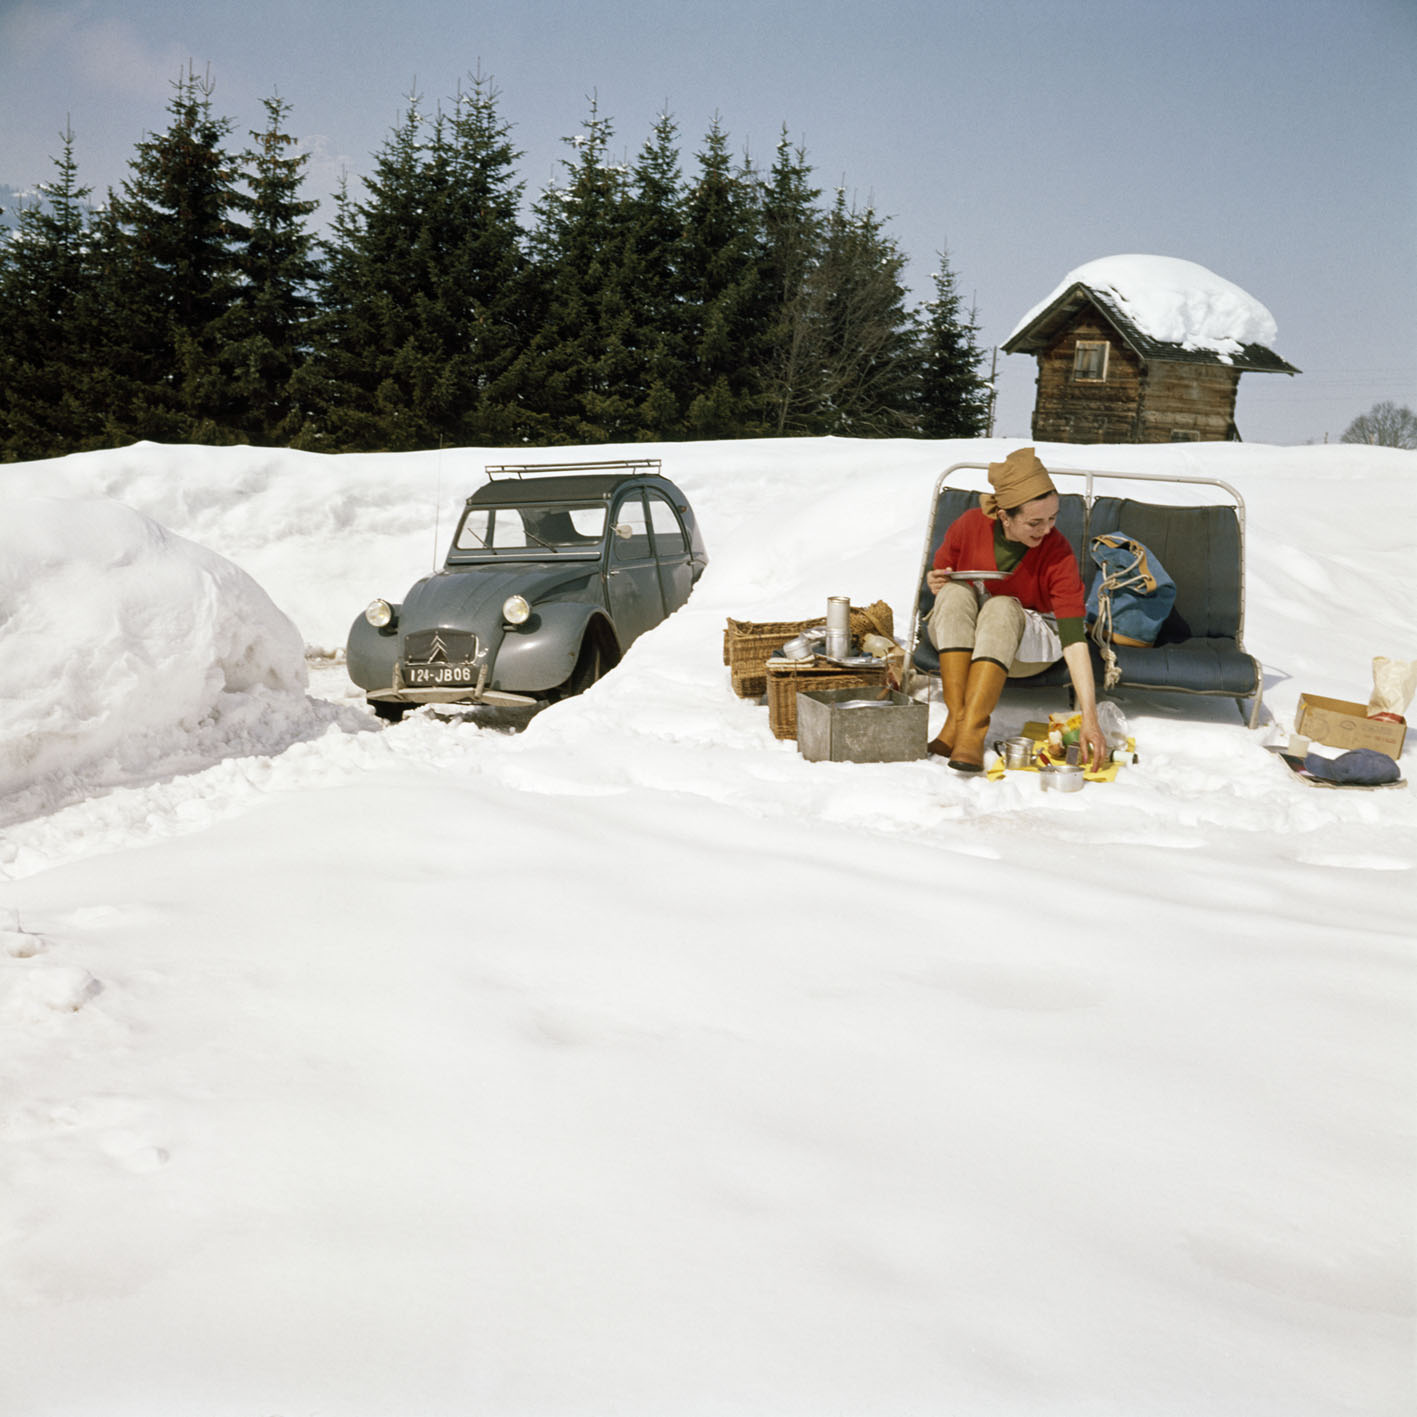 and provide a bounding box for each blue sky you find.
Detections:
[2,0,1413,445]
